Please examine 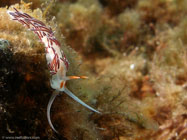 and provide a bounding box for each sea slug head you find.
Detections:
[50,76,66,91]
